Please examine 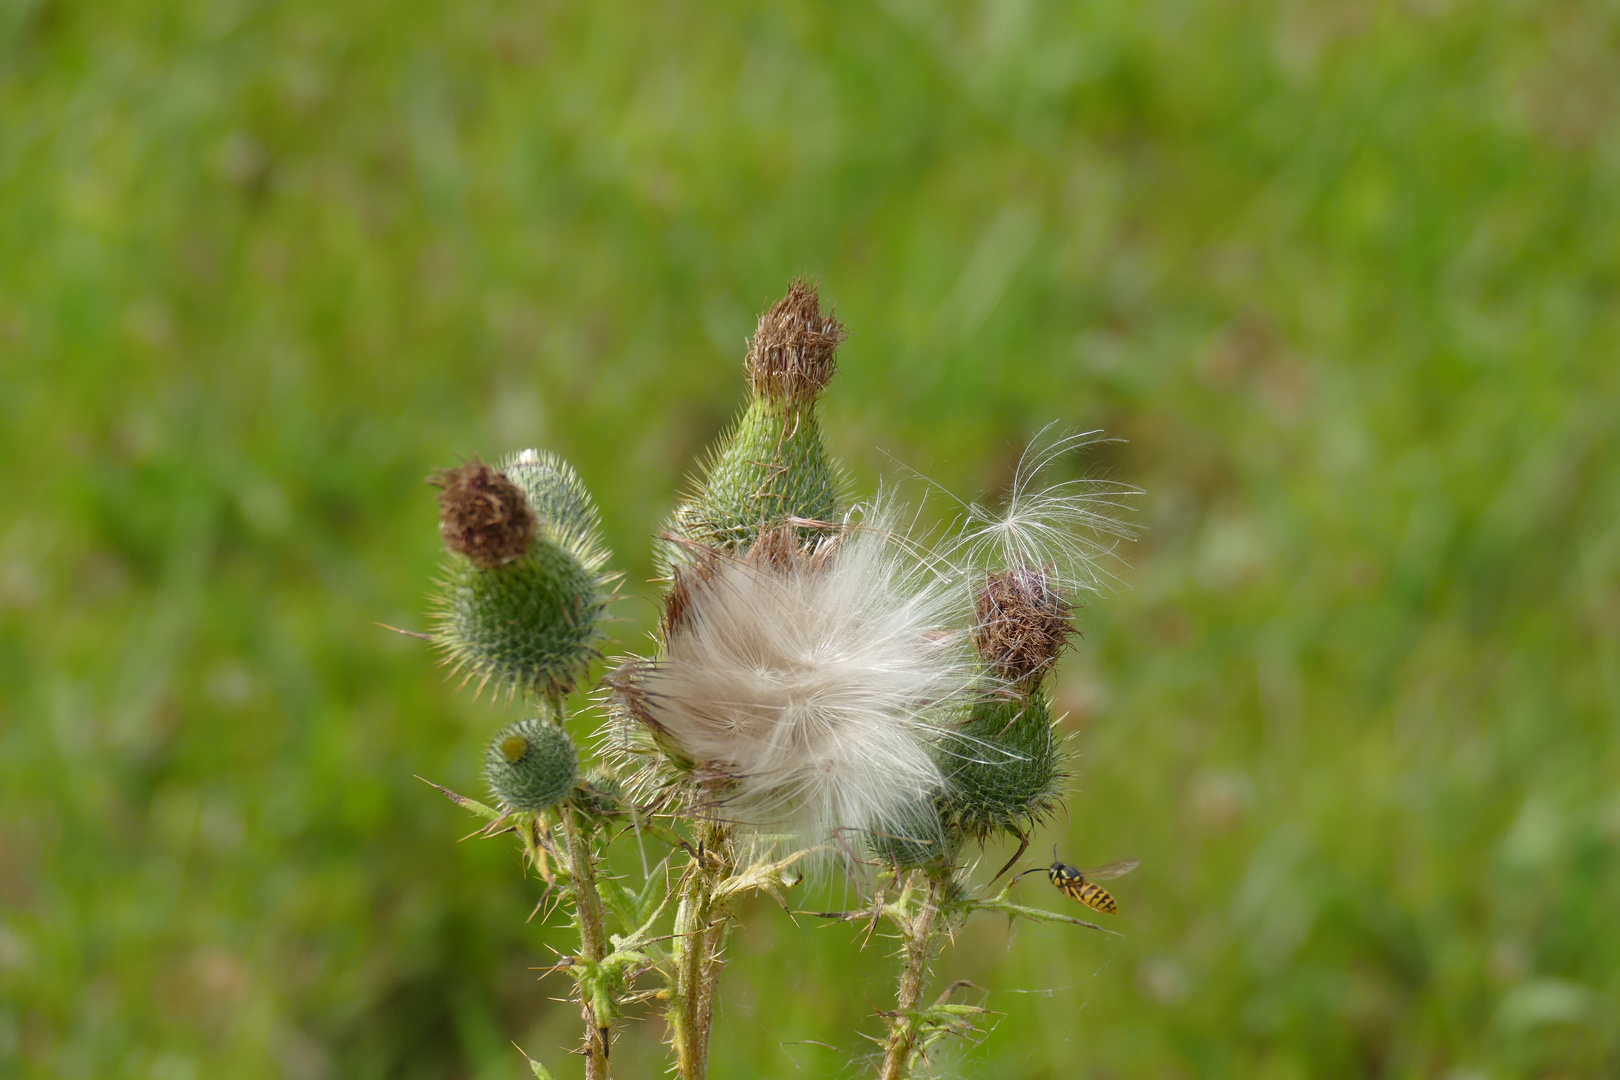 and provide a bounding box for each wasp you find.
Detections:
[1016,847,1139,914]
